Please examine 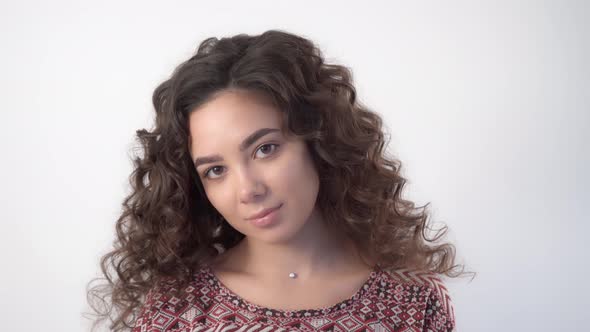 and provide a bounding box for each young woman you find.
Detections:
[87,29,471,332]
